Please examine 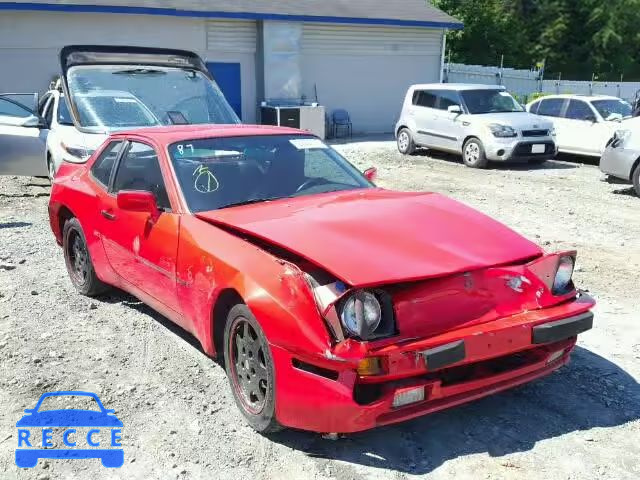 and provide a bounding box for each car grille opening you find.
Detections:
[522,129,549,137]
